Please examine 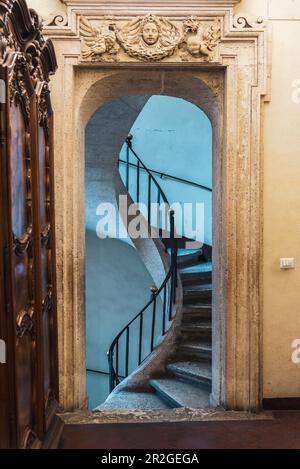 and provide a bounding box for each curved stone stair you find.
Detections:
[167,360,212,389]
[149,378,210,408]
[99,247,212,410]
[149,255,212,409]
[100,390,170,410]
